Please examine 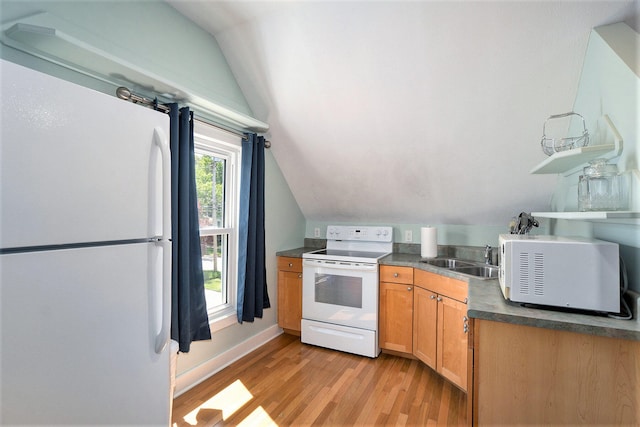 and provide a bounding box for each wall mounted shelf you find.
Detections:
[530,144,617,174]
[1,14,269,133]
[530,115,623,175]
[532,211,640,225]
